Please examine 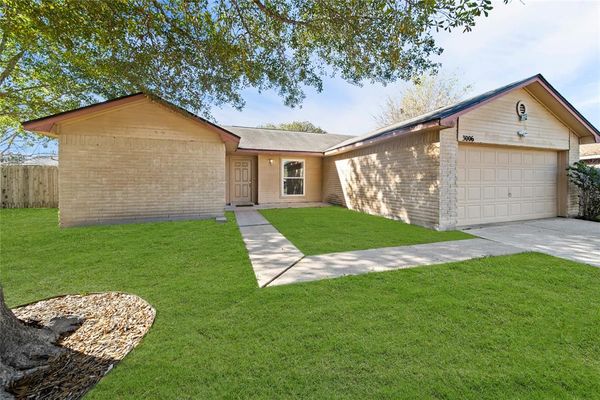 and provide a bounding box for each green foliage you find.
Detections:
[567,161,600,221]
[260,206,472,255]
[259,120,327,133]
[1,0,503,153]
[2,209,599,399]
[374,71,473,127]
